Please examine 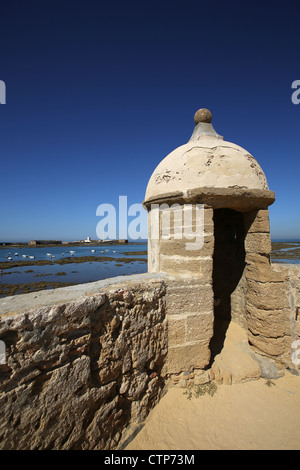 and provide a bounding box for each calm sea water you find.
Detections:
[270,240,300,265]
[0,244,148,286]
[0,240,299,290]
